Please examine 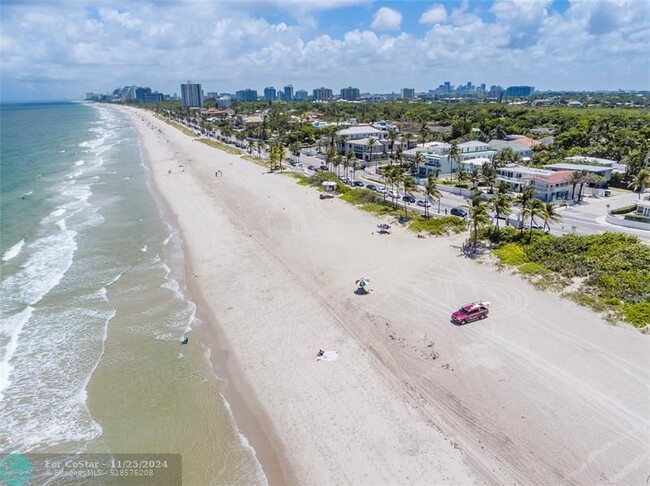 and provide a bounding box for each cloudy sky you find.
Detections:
[1,0,648,101]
